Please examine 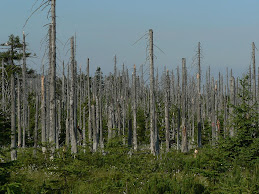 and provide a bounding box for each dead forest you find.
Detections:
[1,0,258,159]
[0,1,258,193]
